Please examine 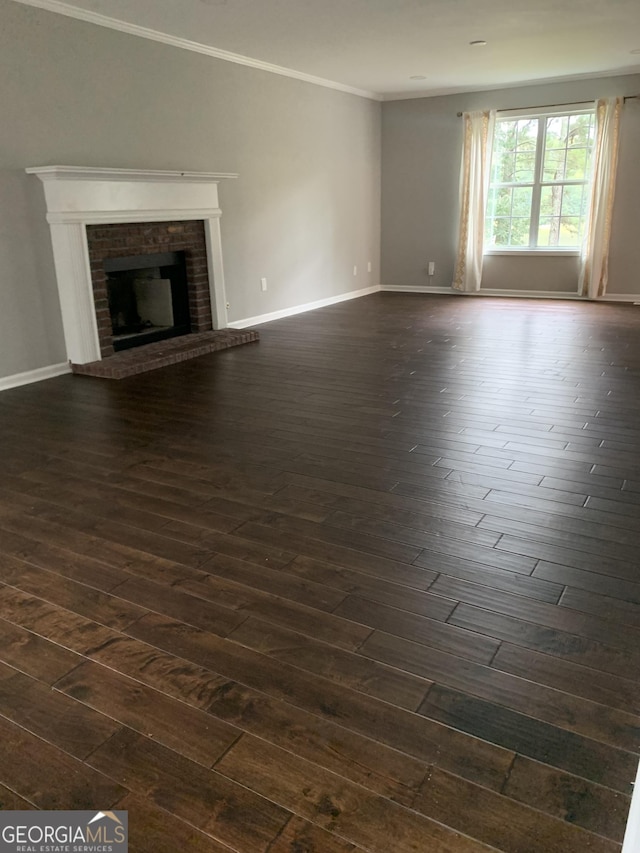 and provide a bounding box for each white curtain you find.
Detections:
[453,110,495,292]
[579,96,623,299]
